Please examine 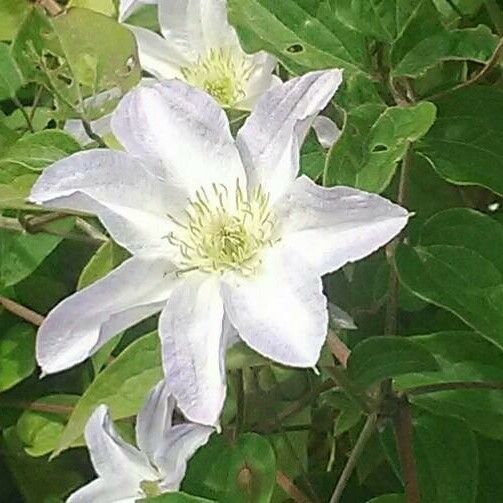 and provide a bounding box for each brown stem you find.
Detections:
[329,414,377,503]
[1,399,73,415]
[327,330,350,367]
[35,0,63,16]
[0,296,44,326]
[393,399,421,503]
[406,380,503,395]
[276,470,313,503]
